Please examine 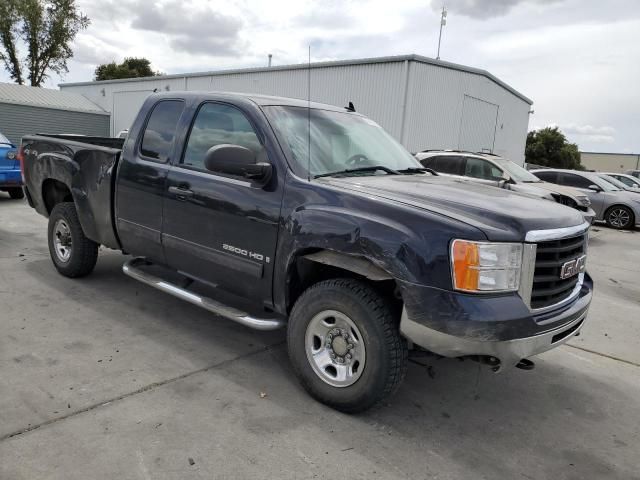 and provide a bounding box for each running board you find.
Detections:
[122,257,286,331]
